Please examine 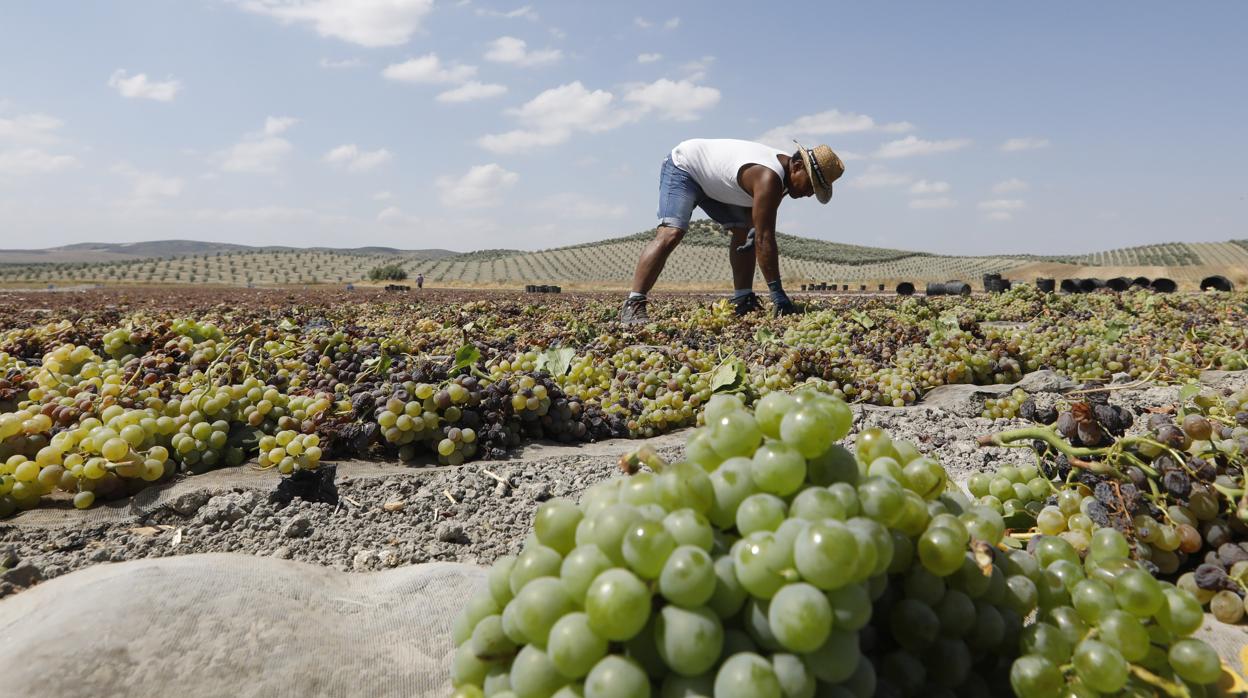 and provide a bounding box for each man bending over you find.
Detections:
[620,138,844,323]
